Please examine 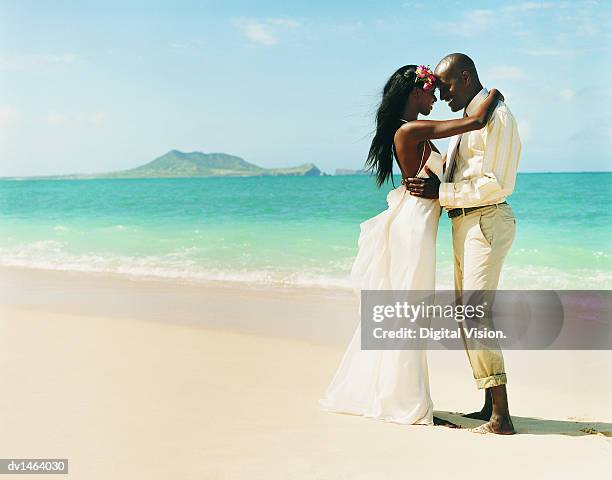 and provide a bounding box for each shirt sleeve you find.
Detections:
[438,109,521,208]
